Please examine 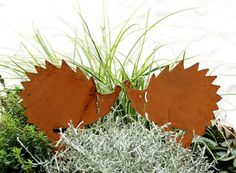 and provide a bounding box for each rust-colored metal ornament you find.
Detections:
[20,60,121,143]
[124,61,221,147]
